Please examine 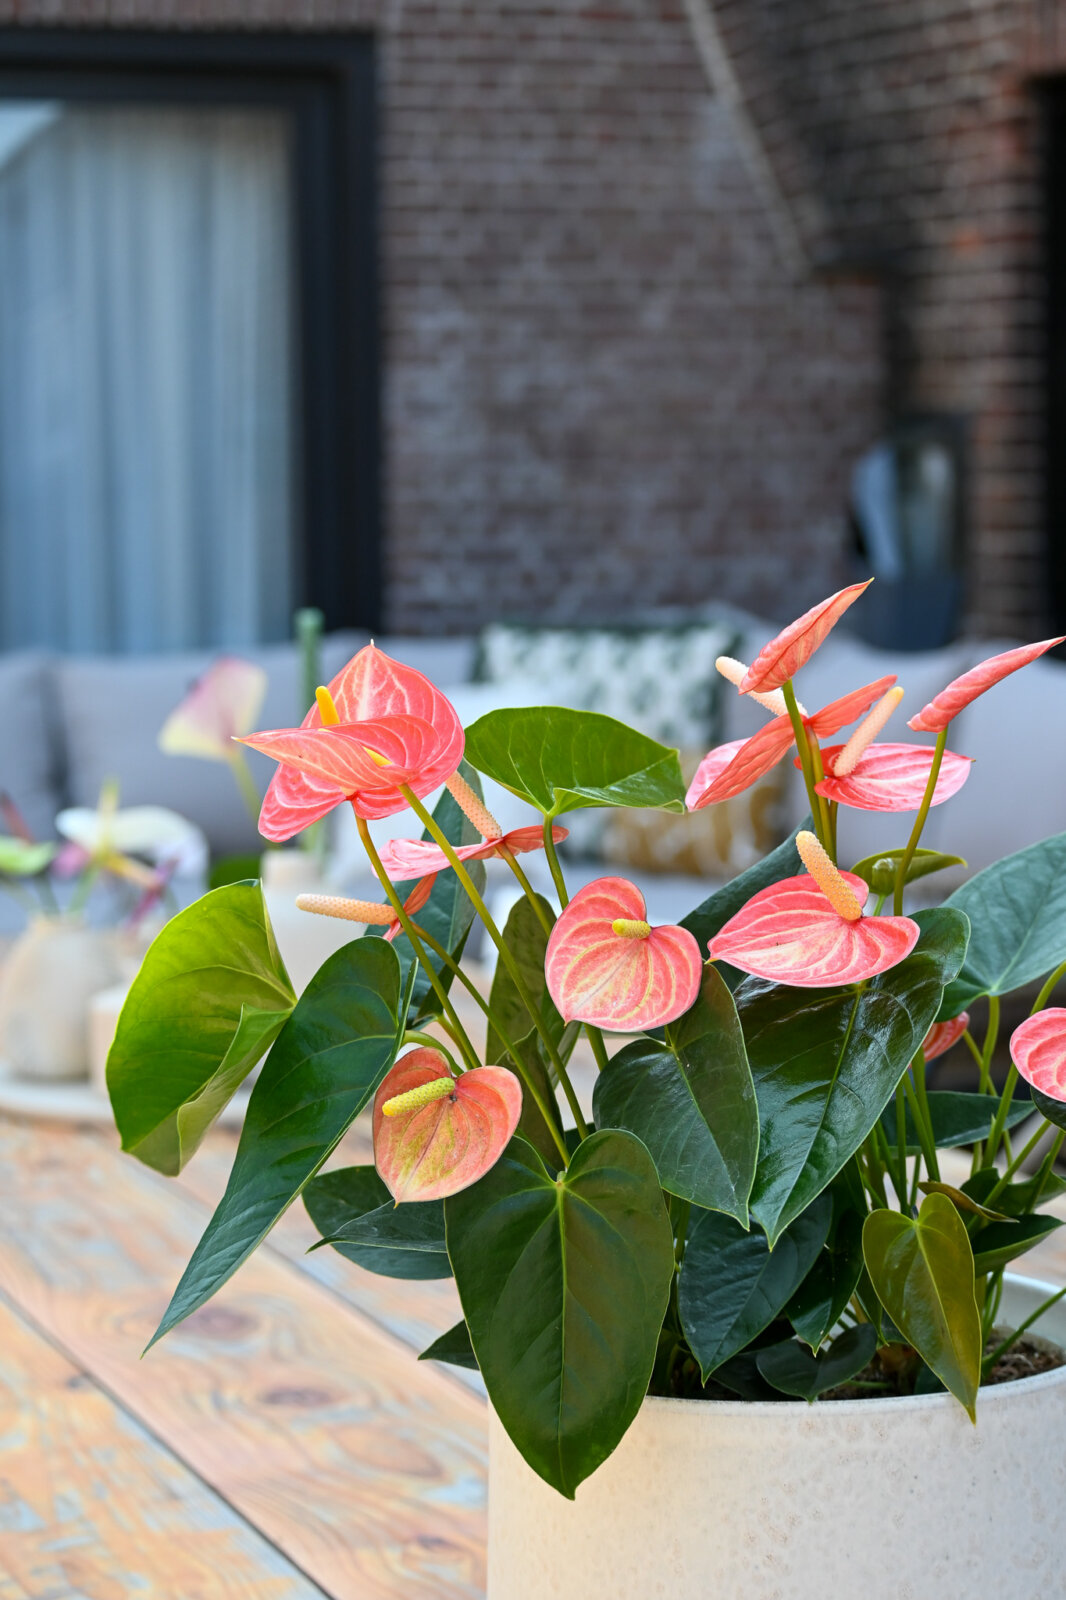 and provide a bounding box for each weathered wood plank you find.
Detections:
[0,1292,326,1600]
[0,1116,487,1600]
